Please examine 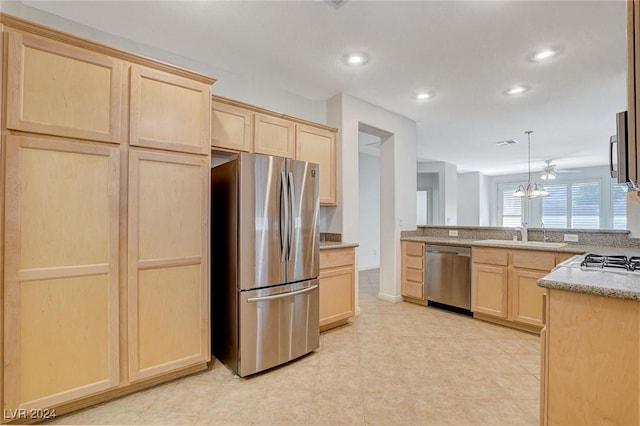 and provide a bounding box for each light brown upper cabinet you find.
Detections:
[211,96,338,206]
[253,113,296,158]
[127,149,210,382]
[130,66,211,155]
[5,29,124,143]
[211,100,253,152]
[3,135,120,411]
[296,124,337,205]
